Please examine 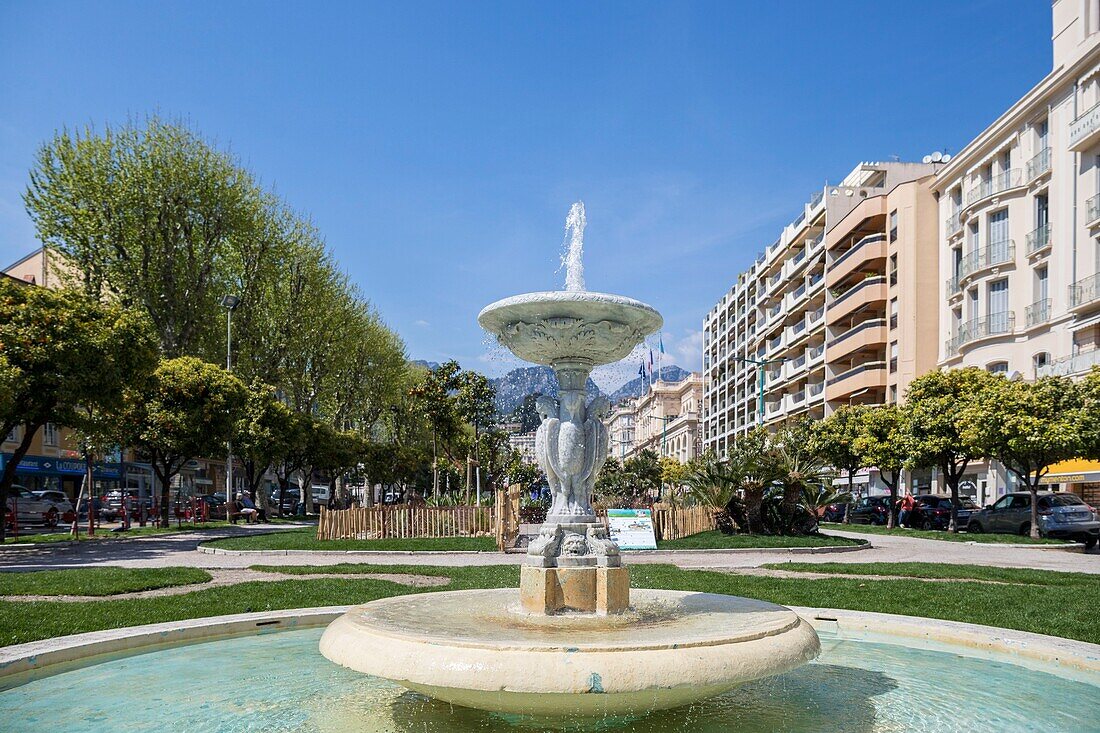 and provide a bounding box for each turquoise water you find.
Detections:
[2,627,1098,732]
